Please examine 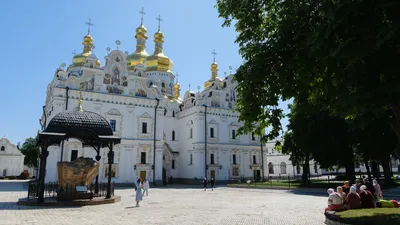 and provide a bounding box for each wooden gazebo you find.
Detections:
[36,96,121,203]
